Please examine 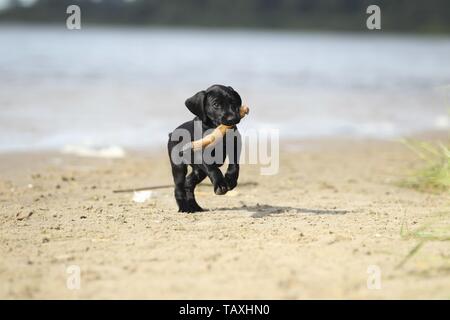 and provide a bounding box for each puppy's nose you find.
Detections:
[225,115,236,122]
[224,114,239,124]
